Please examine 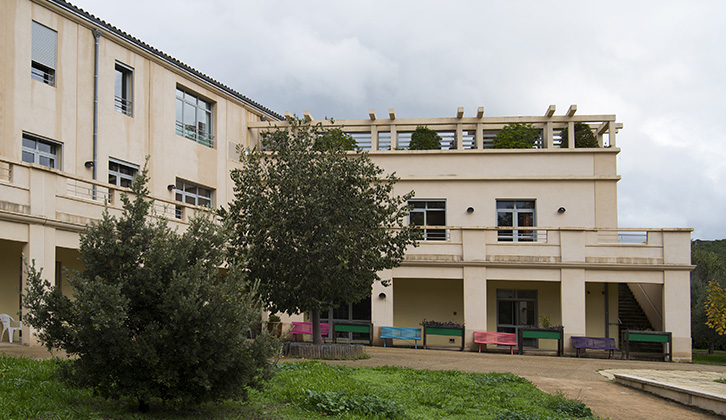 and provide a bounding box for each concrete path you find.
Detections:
[3,342,726,419]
